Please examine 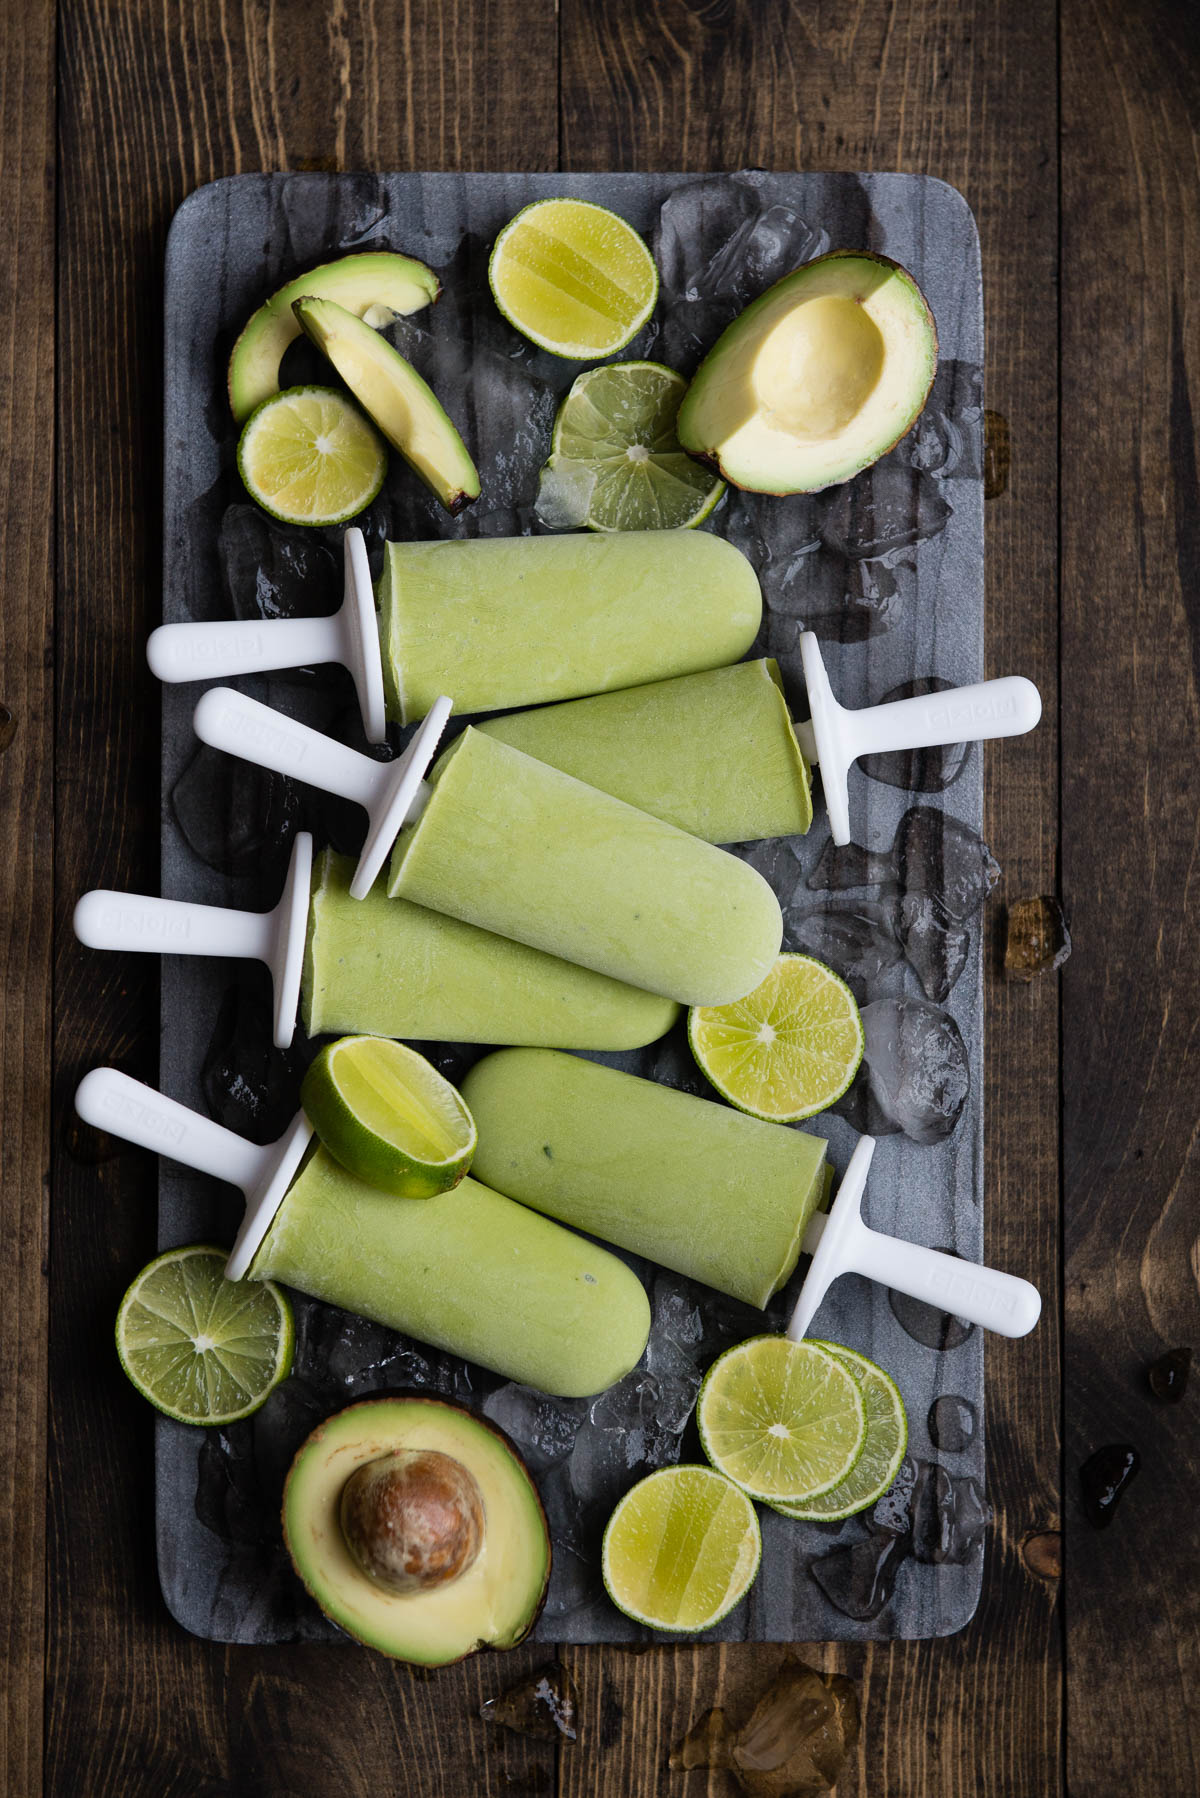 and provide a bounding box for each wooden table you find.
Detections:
[3,2,1196,1792]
